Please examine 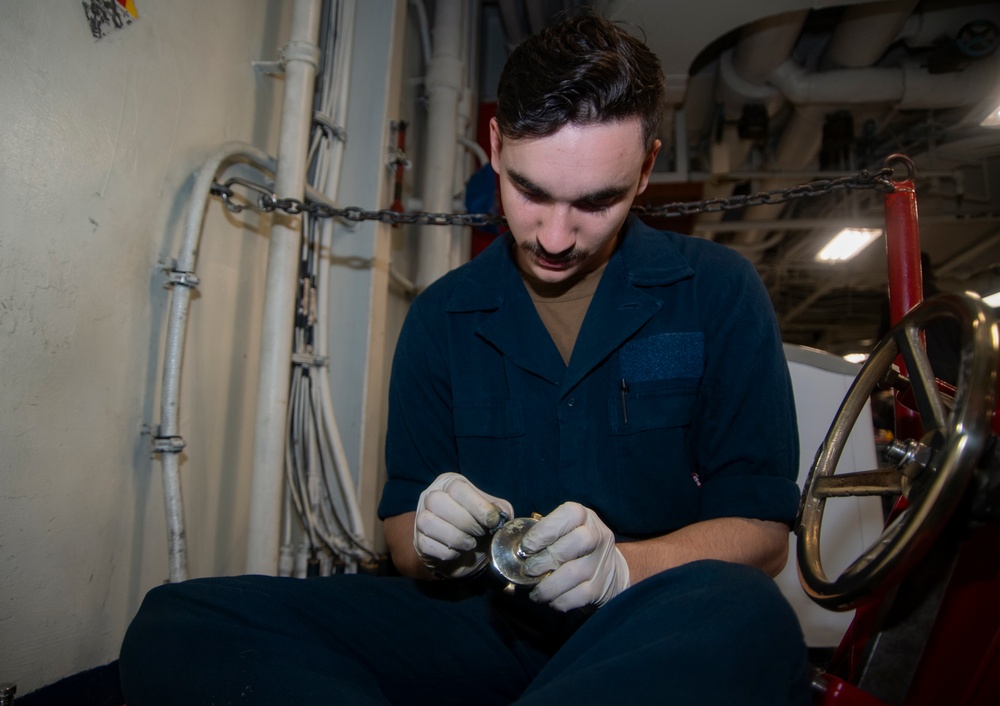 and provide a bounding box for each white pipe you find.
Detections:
[415,0,464,290]
[450,19,477,272]
[899,60,997,110]
[716,49,781,117]
[409,0,432,68]
[901,5,1000,50]
[732,10,808,87]
[157,141,340,582]
[159,141,278,583]
[823,0,920,69]
[246,0,323,576]
[769,60,905,104]
[458,136,488,167]
[768,57,995,109]
[703,12,807,239]
[729,0,920,255]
